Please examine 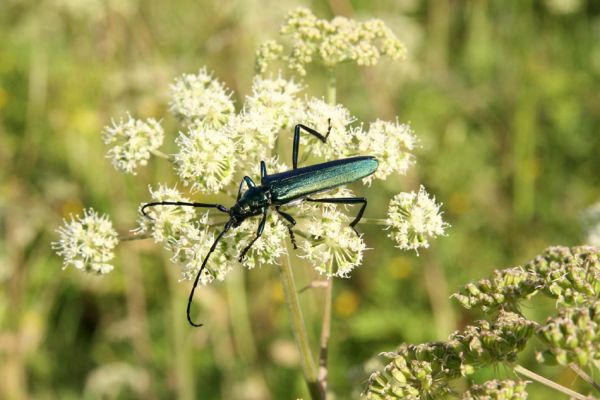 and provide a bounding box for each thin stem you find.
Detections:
[119,232,152,241]
[278,253,322,400]
[151,149,173,161]
[514,364,593,400]
[318,277,333,396]
[359,218,387,226]
[570,364,600,393]
[326,68,336,106]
